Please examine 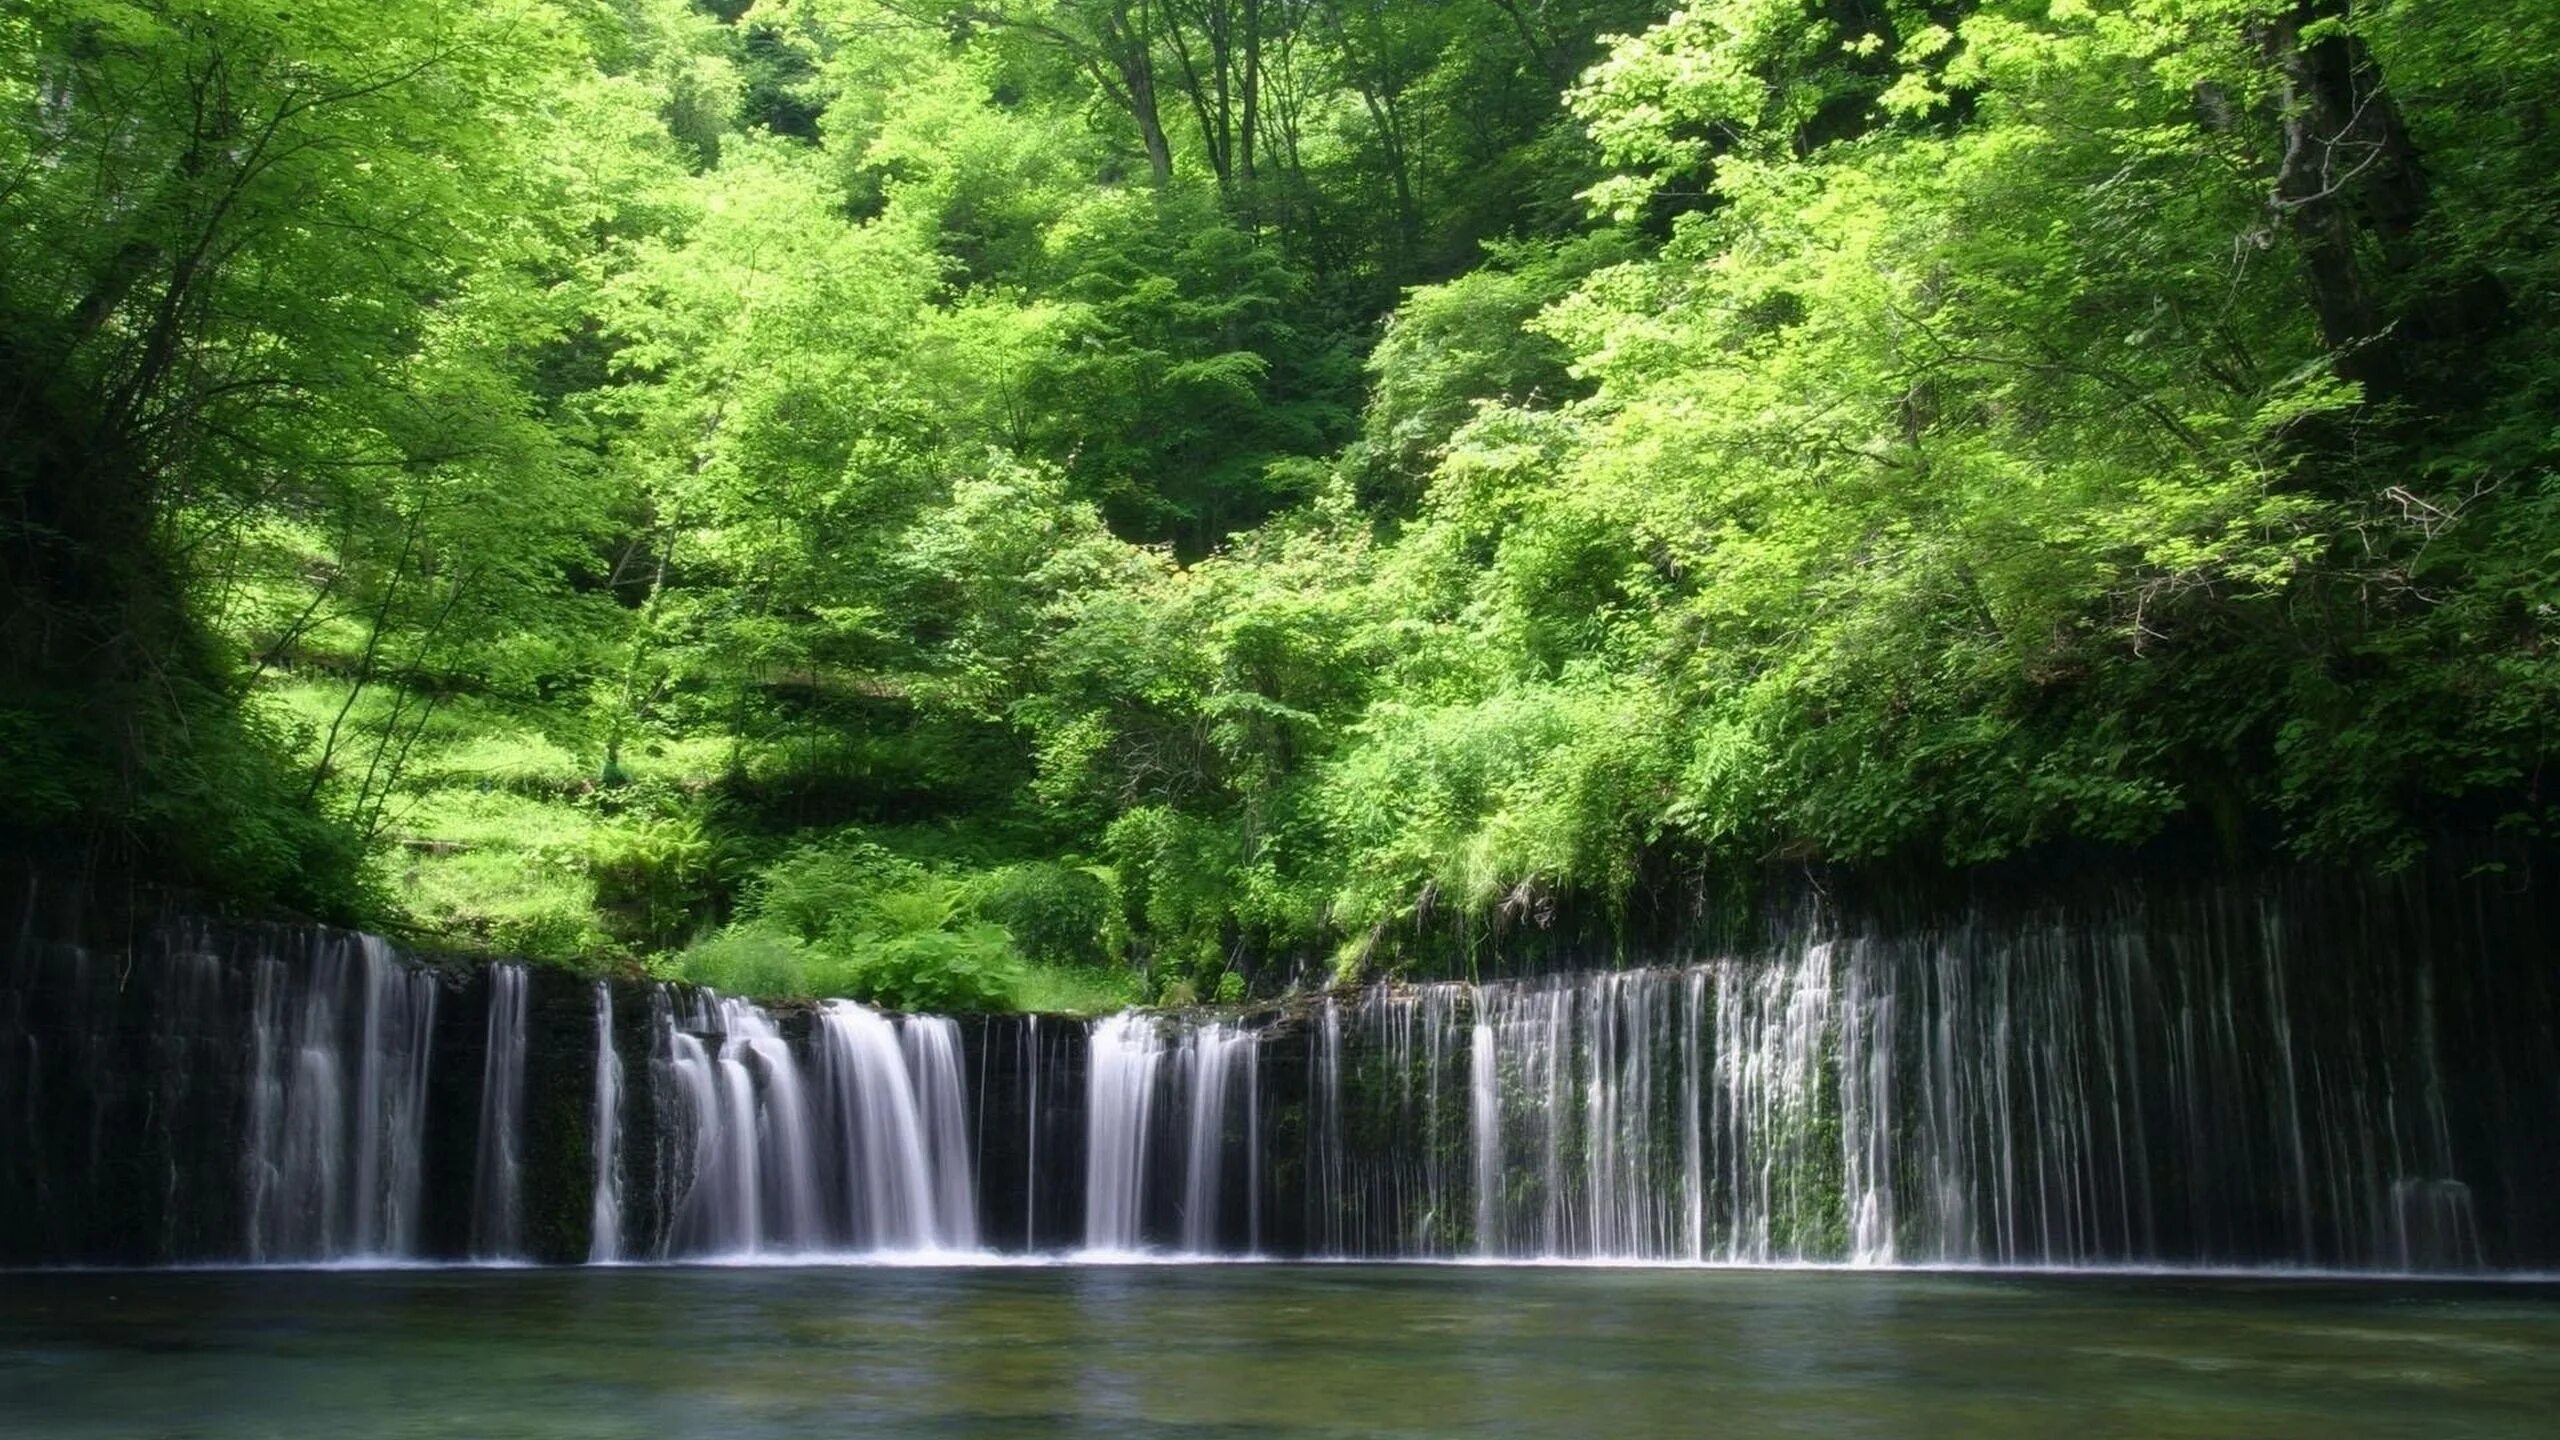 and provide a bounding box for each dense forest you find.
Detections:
[3,0,2553,1011]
